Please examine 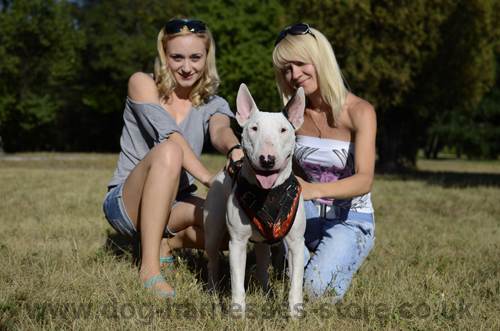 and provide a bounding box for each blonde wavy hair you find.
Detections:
[154,19,220,108]
[273,26,348,123]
